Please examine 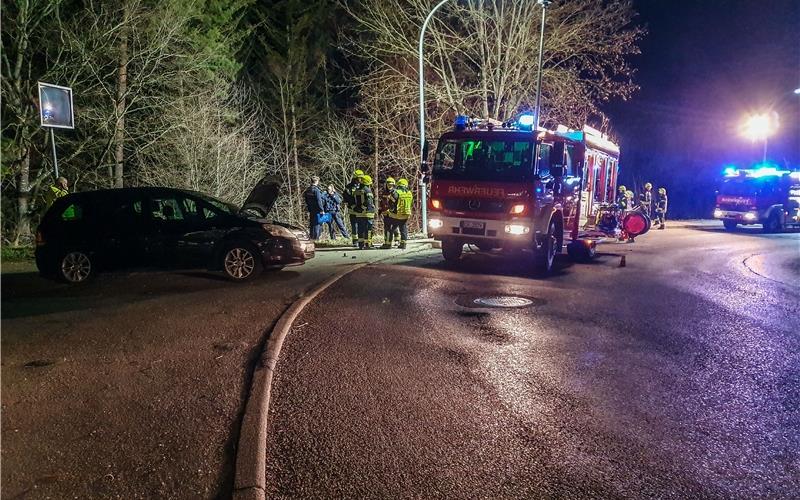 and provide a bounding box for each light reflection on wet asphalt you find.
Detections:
[266,224,800,498]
